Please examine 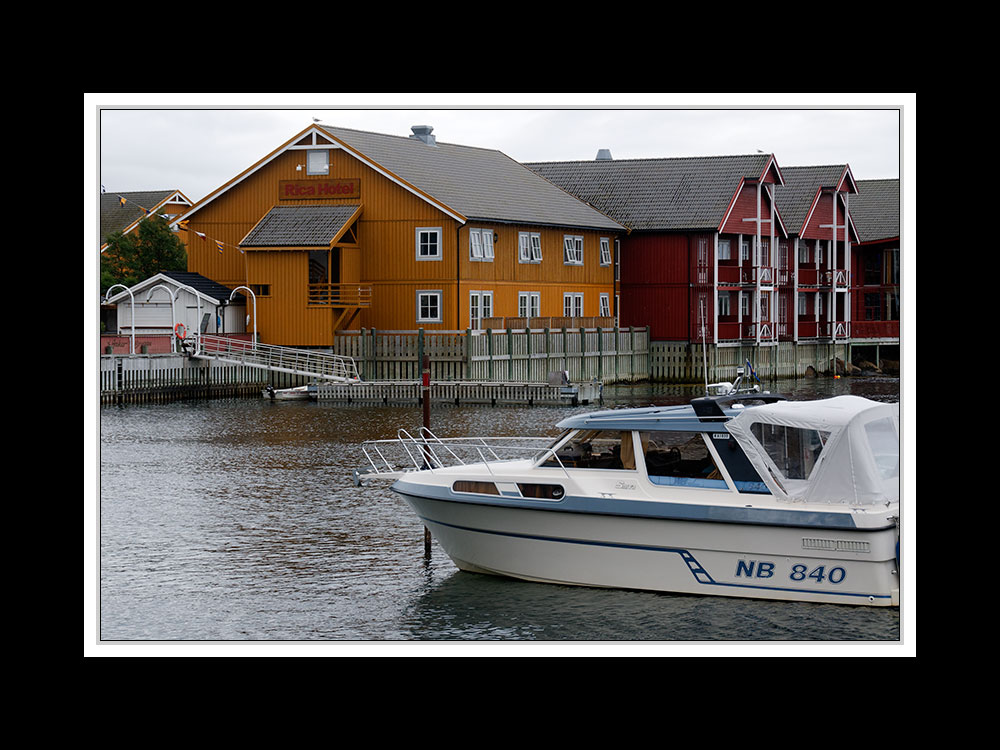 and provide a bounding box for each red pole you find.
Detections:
[422,354,432,556]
